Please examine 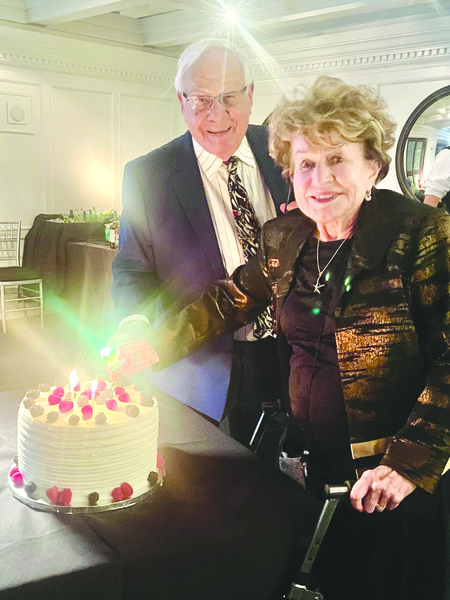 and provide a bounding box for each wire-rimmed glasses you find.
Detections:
[182,86,248,113]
